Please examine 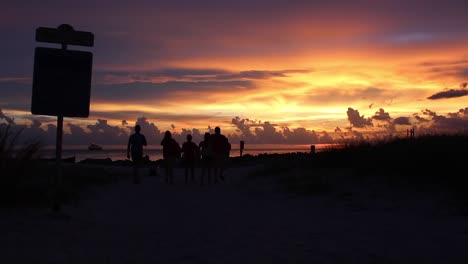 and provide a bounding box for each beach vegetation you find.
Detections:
[249,134,468,203]
[0,125,117,208]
